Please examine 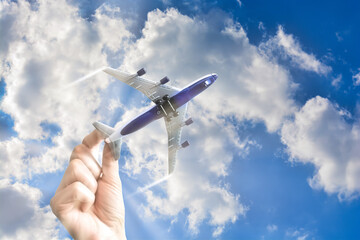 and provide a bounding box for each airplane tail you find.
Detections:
[93,121,122,160]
